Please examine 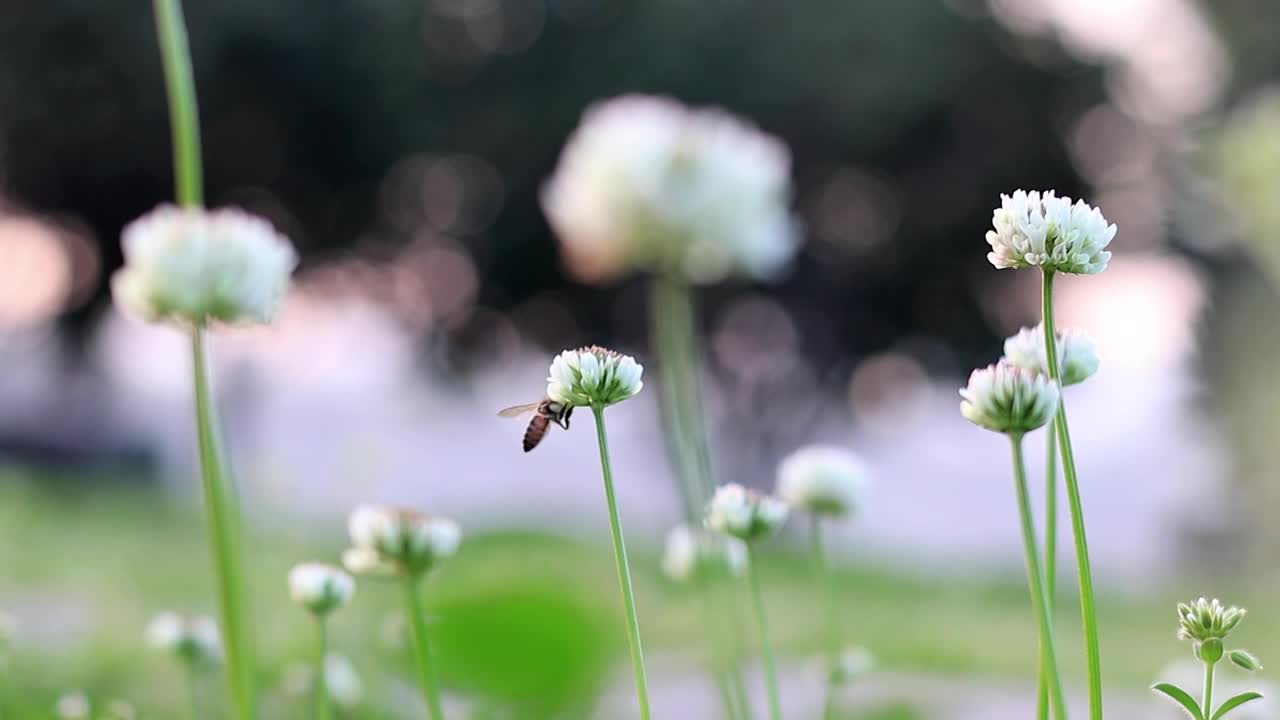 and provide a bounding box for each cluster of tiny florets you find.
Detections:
[546,345,644,409]
[986,189,1116,275]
